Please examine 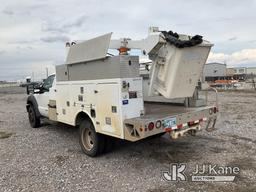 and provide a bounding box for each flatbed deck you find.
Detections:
[143,102,210,119]
[123,102,218,141]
